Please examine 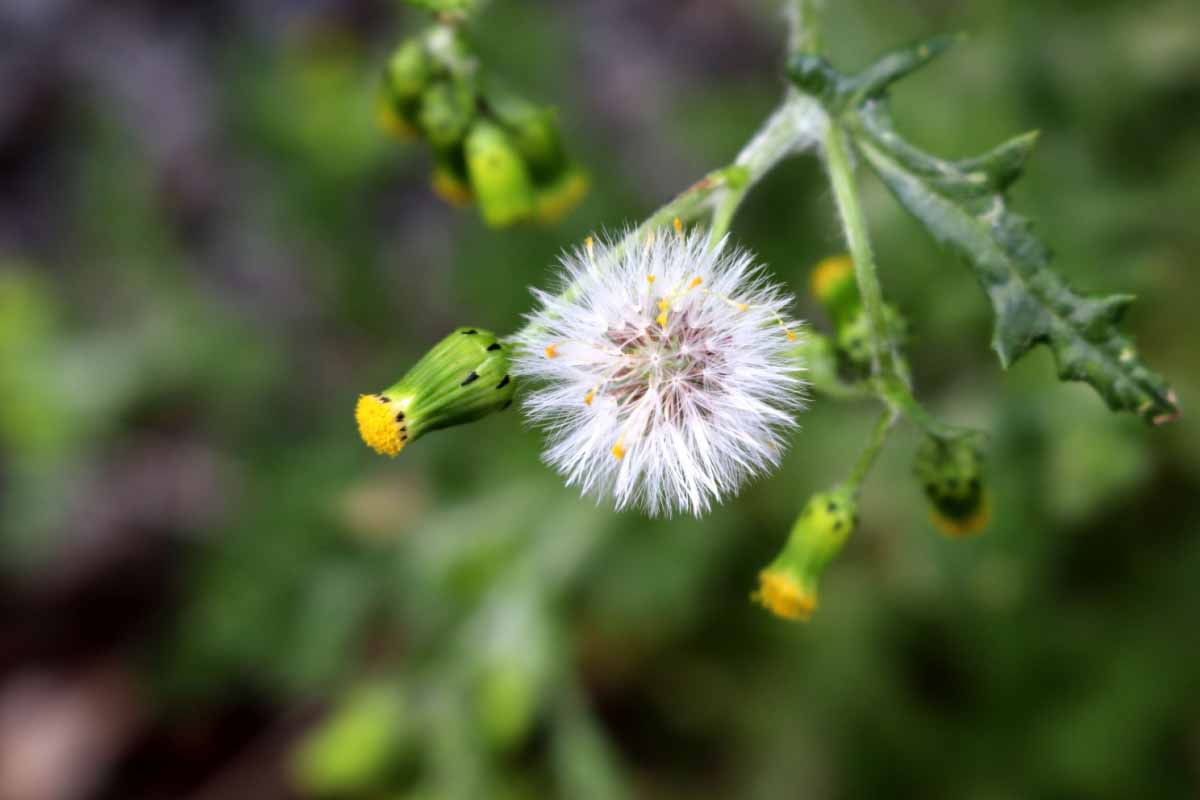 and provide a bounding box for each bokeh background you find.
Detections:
[2,0,1199,797]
